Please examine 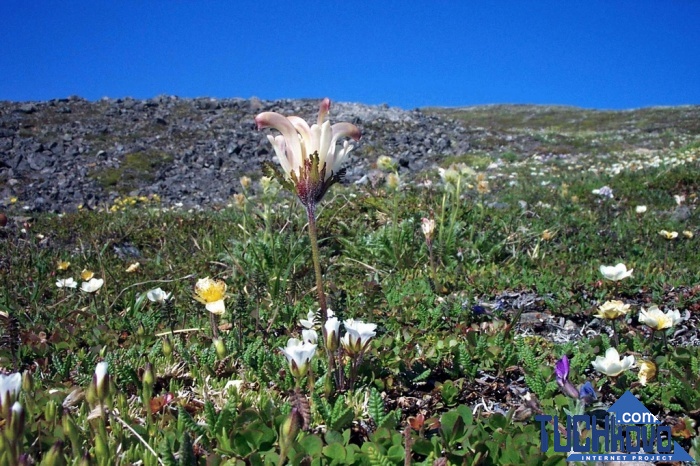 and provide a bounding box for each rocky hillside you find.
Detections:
[1,96,699,213]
